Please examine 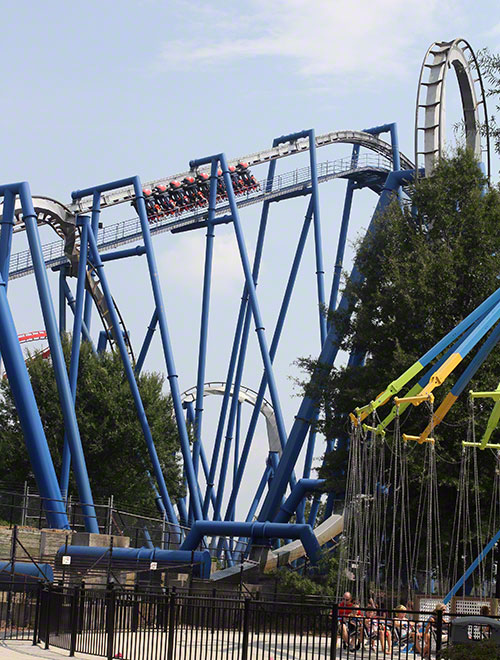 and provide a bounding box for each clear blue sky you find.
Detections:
[4,1,500,517]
